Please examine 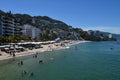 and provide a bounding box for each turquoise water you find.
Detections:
[0,41,120,80]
